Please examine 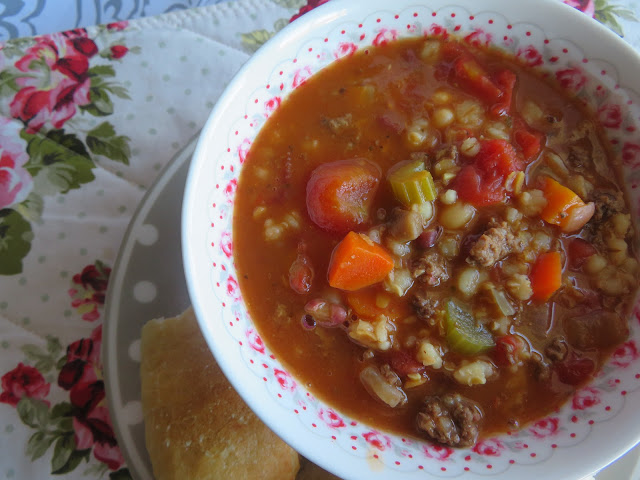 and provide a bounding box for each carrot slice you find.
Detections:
[346,288,410,320]
[529,251,563,302]
[540,177,594,232]
[328,232,394,291]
